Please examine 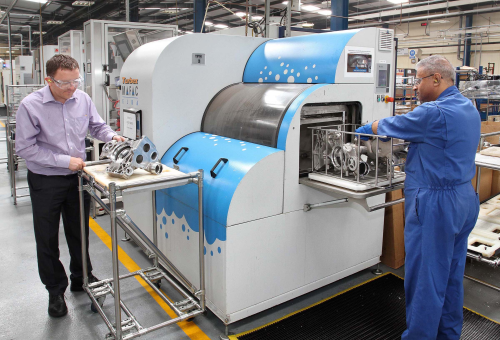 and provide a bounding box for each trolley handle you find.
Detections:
[173,147,189,164]
[210,158,228,178]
